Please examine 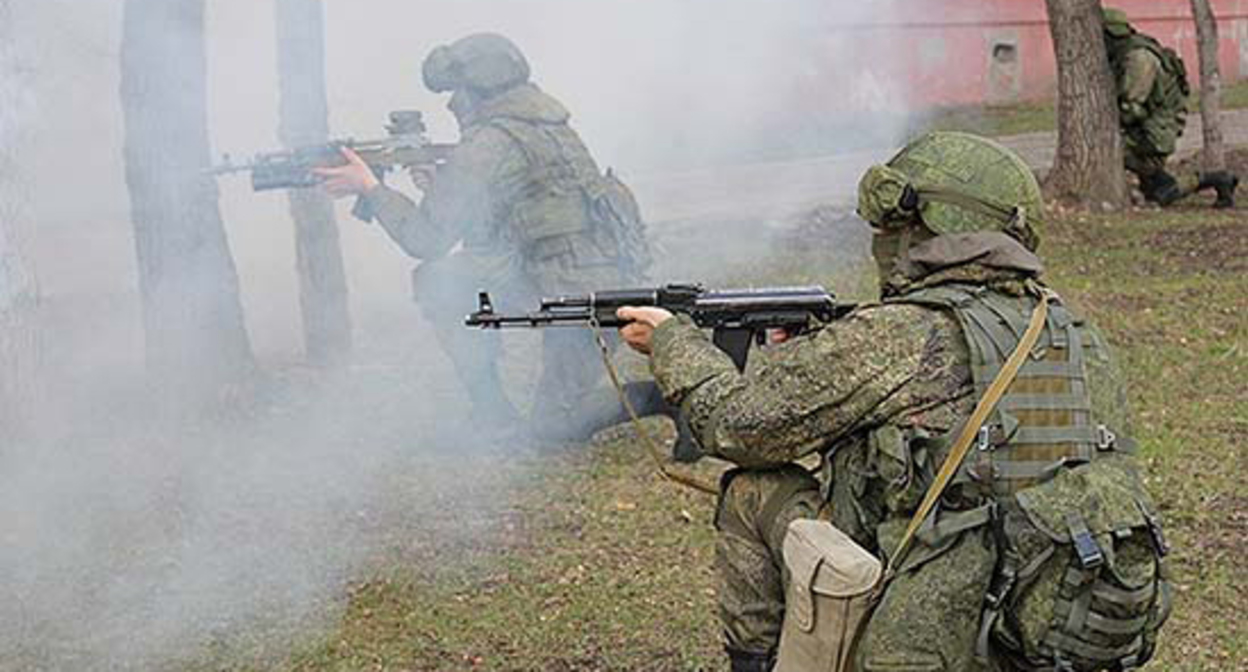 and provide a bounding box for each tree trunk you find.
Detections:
[0,0,40,439]
[1043,0,1128,208]
[276,0,351,367]
[120,0,254,401]
[1190,0,1225,171]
